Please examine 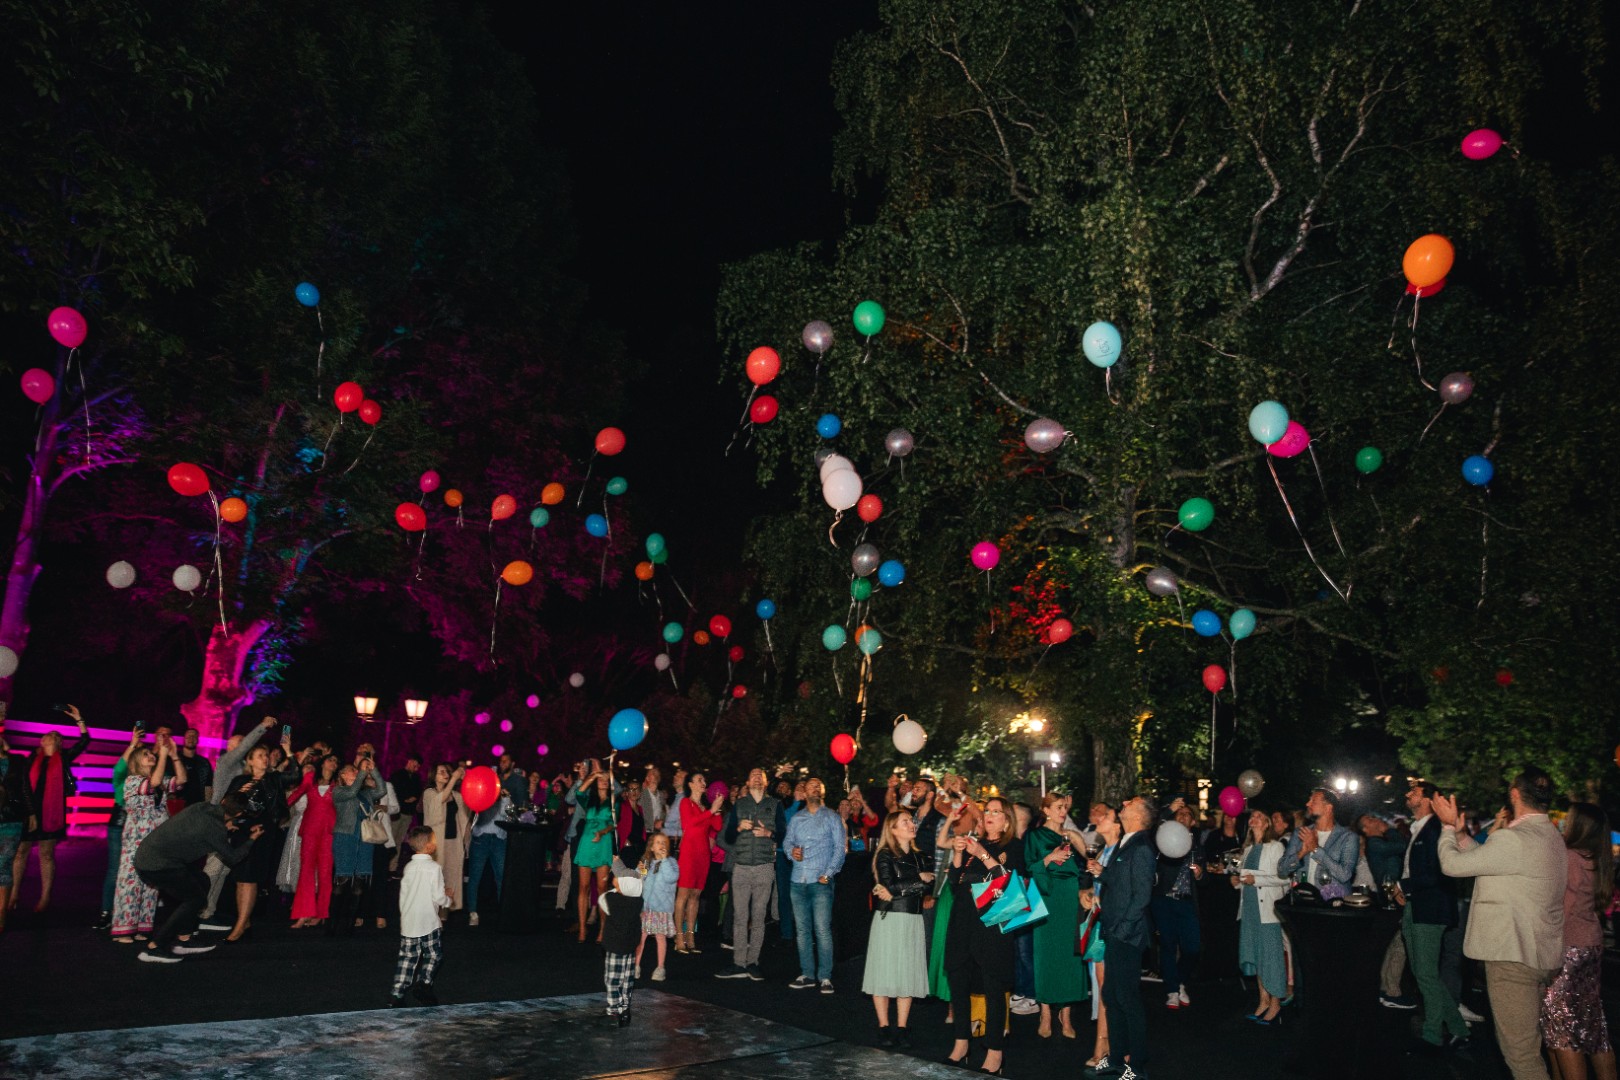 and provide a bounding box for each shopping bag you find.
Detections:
[1000,874,1048,932]
[970,873,1012,913]
[980,874,1030,928]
